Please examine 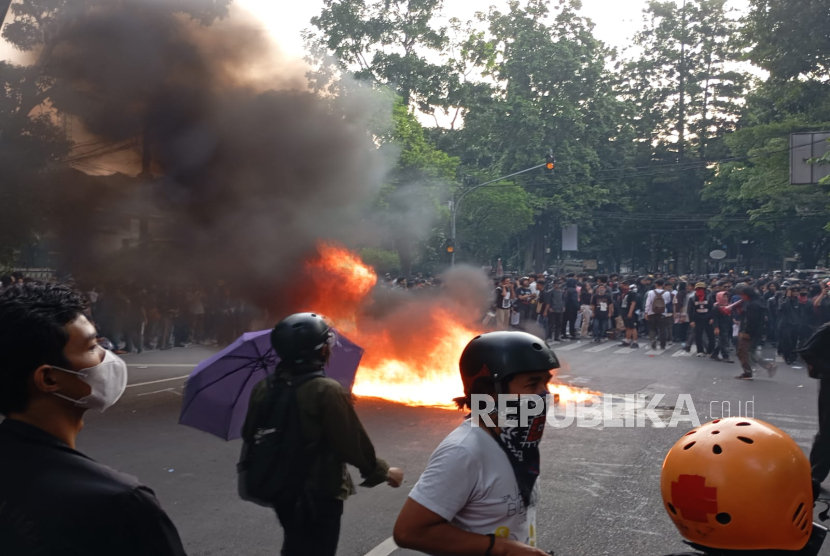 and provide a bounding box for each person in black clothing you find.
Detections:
[687,282,715,357]
[591,285,614,343]
[779,286,802,364]
[765,282,780,346]
[798,288,816,349]
[617,281,639,348]
[0,283,186,556]
[515,278,534,329]
[563,278,579,340]
[712,291,735,363]
[735,286,777,380]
